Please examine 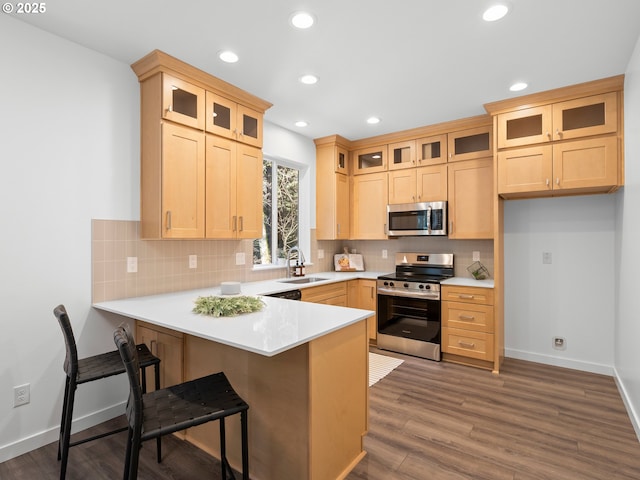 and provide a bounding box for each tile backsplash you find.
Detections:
[92,219,494,303]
